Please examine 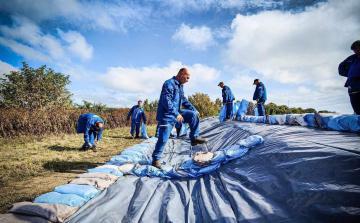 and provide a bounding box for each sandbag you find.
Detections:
[247,103,256,116]
[76,172,119,182]
[338,115,360,133]
[87,167,123,177]
[54,184,100,199]
[179,124,187,136]
[193,152,213,167]
[218,105,227,122]
[268,115,280,125]
[275,115,287,125]
[233,102,240,117]
[303,113,315,127]
[321,115,341,129]
[254,108,259,116]
[288,115,300,125]
[286,114,300,124]
[118,163,136,175]
[294,115,308,126]
[8,202,79,223]
[314,113,338,128]
[237,99,249,116]
[141,123,149,139]
[69,178,115,190]
[33,192,87,207]
[0,213,49,223]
